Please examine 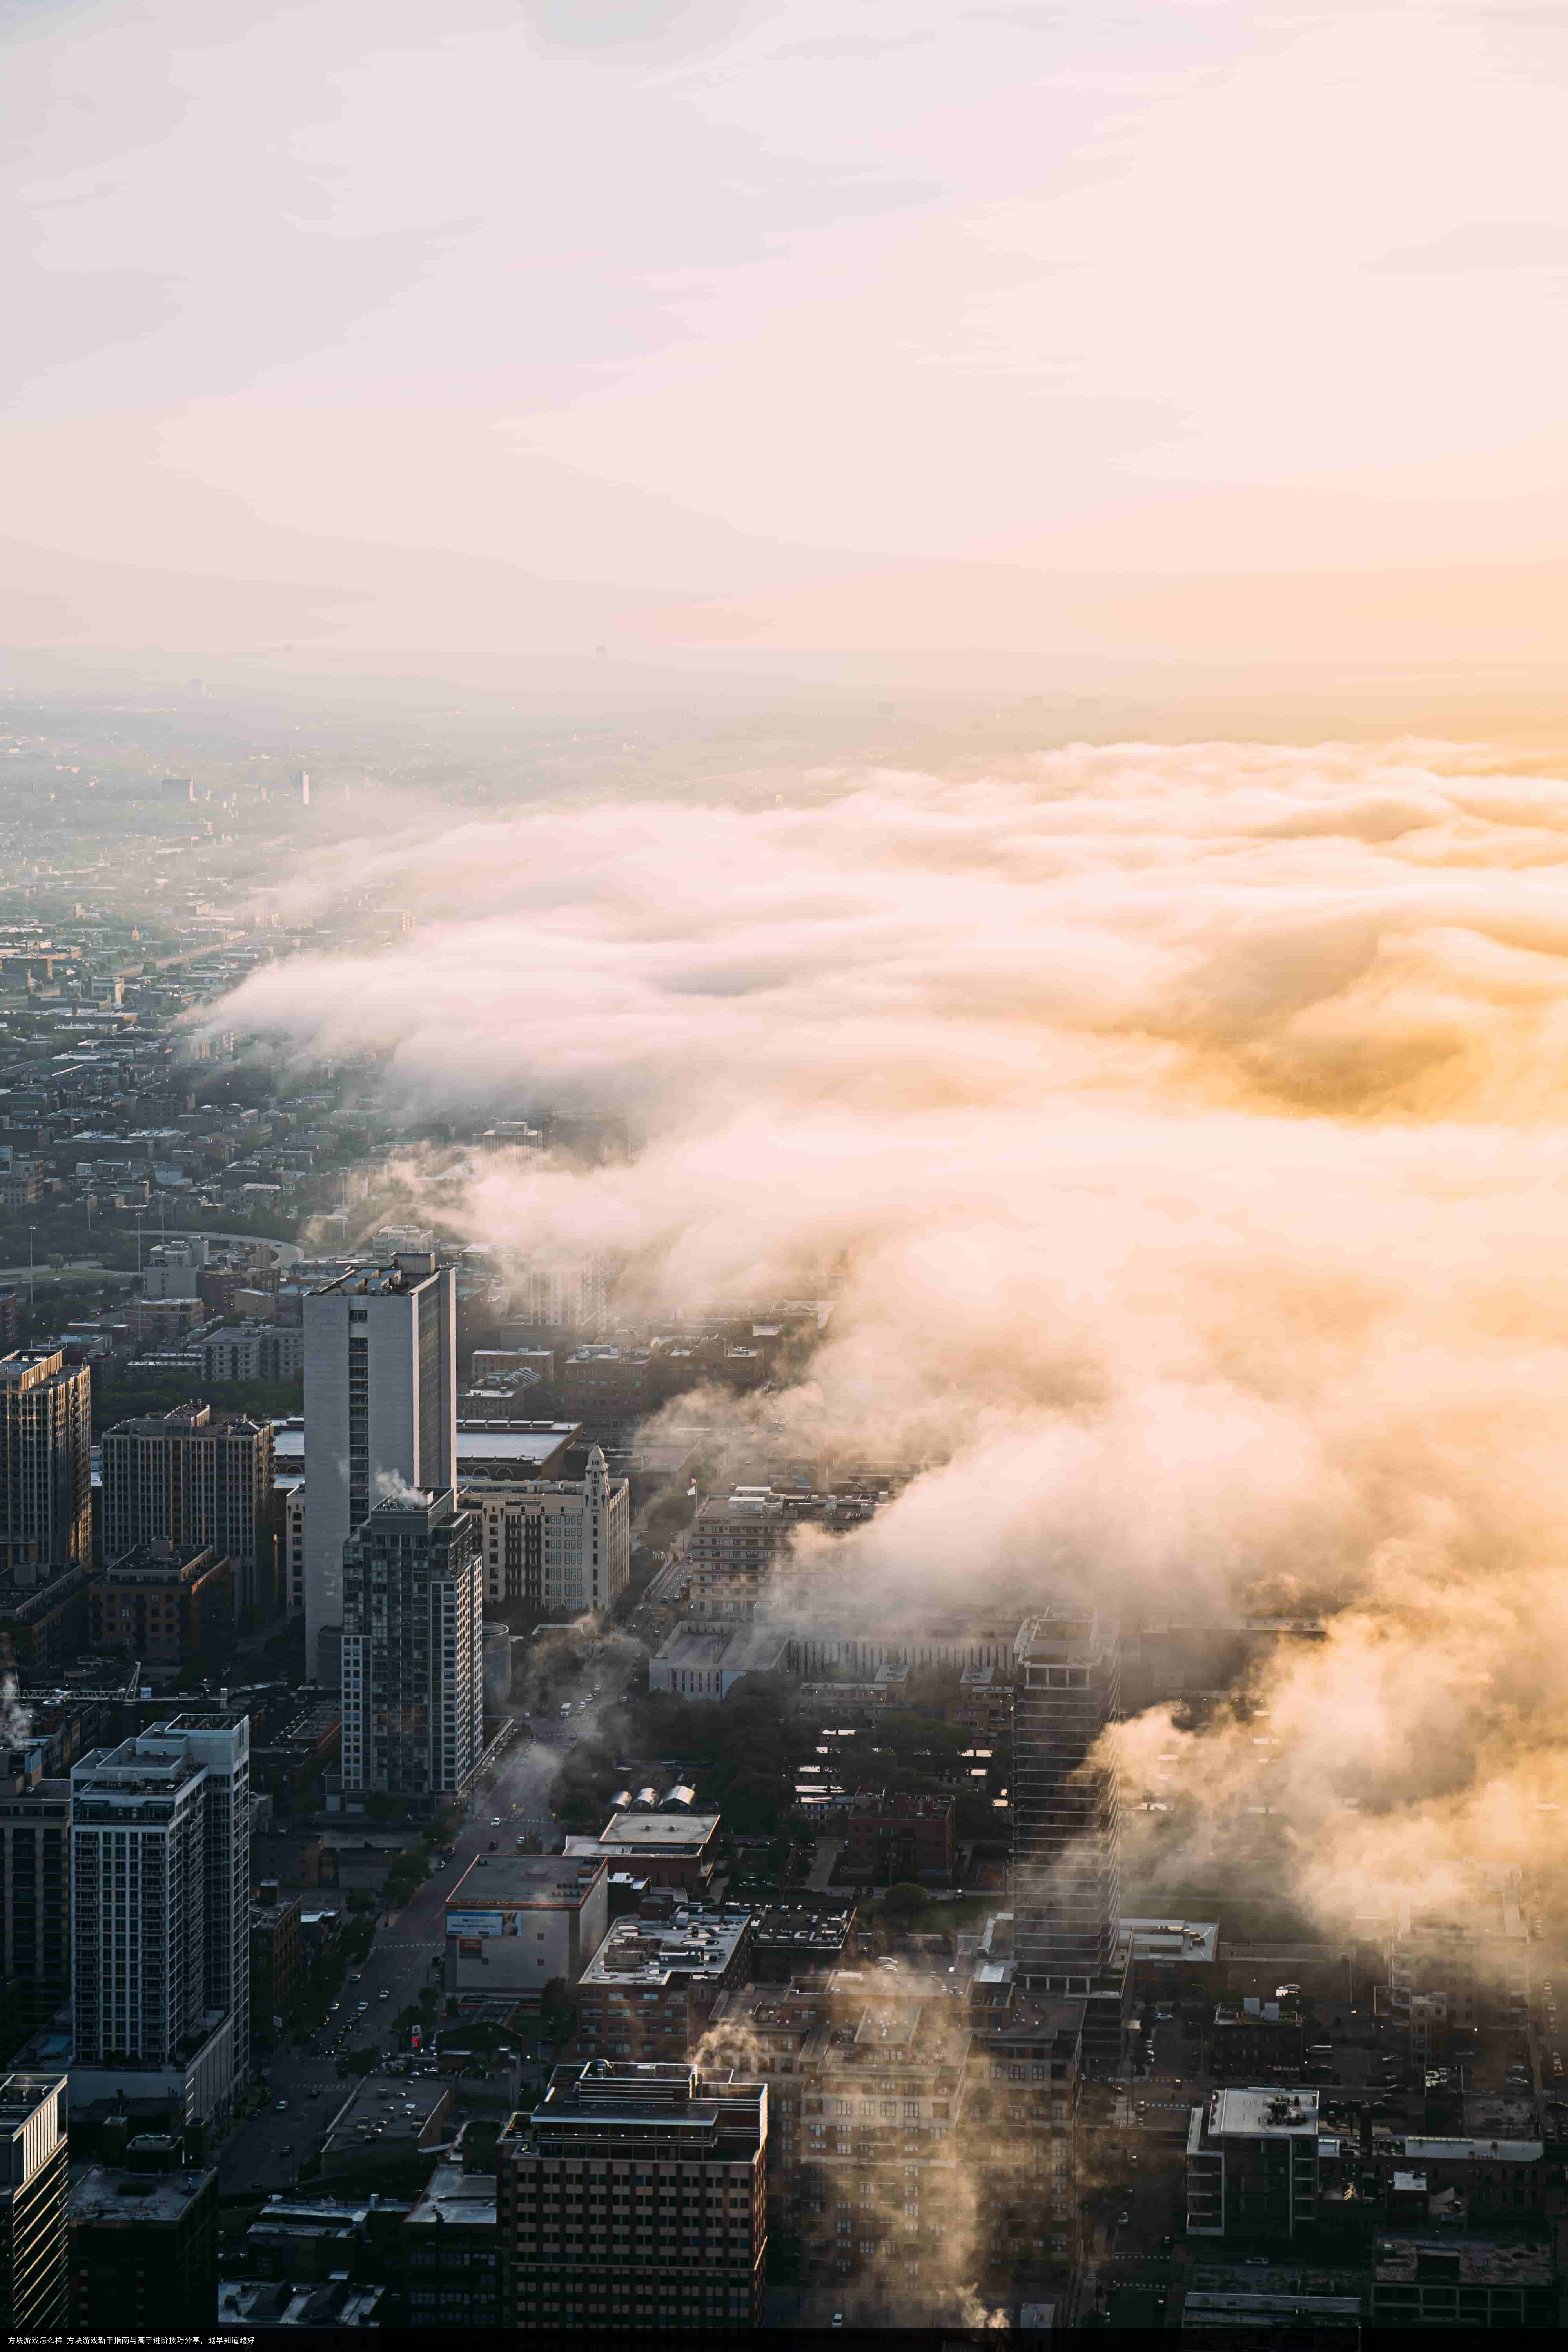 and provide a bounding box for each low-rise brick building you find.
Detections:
[574,1902,752,2063]
[88,1541,232,1666]
[838,1790,955,1886]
